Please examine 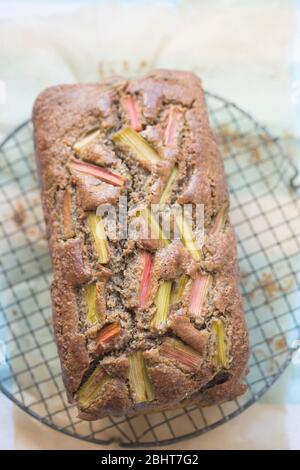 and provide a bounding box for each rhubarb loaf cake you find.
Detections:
[33,70,249,420]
